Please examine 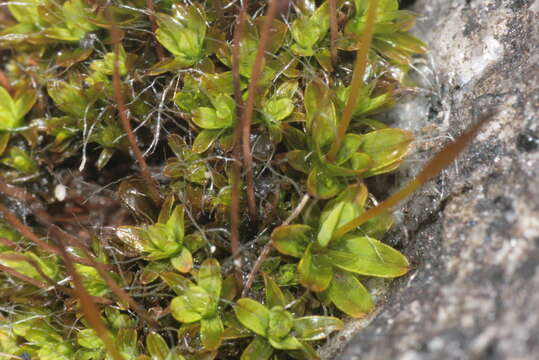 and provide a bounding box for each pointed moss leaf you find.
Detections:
[192,107,223,129]
[328,236,409,277]
[360,211,394,239]
[321,157,371,177]
[1,146,38,173]
[47,79,89,118]
[359,128,413,177]
[379,32,427,54]
[304,82,337,153]
[200,316,224,350]
[275,80,299,99]
[145,223,182,260]
[14,89,37,121]
[157,195,175,224]
[255,16,288,54]
[272,224,312,258]
[295,342,321,360]
[268,335,303,350]
[0,86,36,130]
[336,134,363,164]
[146,331,170,360]
[283,125,308,150]
[263,273,286,308]
[184,232,205,253]
[348,152,374,172]
[240,337,273,360]
[264,98,294,123]
[170,247,193,273]
[221,274,238,302]
[192,129,221,153]
[166,205,185,244]
[286,150,310,174]
[77,329,103,350]
[213,94,235,122]
[155,5,206,65]
[293,316,343,341]
[37,342,74,360]
[160,272,195,295]
[307,168,344,199]
[200,71,234,96]
[317,201,345,247]
[291,2,329,54]
[298,246,333,292]
[197,258,222,300]
[0,132,9,156]
[315,47,333,72]
[291,17,316,53]
[171,286,210,323]
[117,328,138,357]
[8,0,41,25]
[268,306,293,340]
[234,298,270,336]
[165,349,186,360]
[326,270,373,318]
[317,184,368,247]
